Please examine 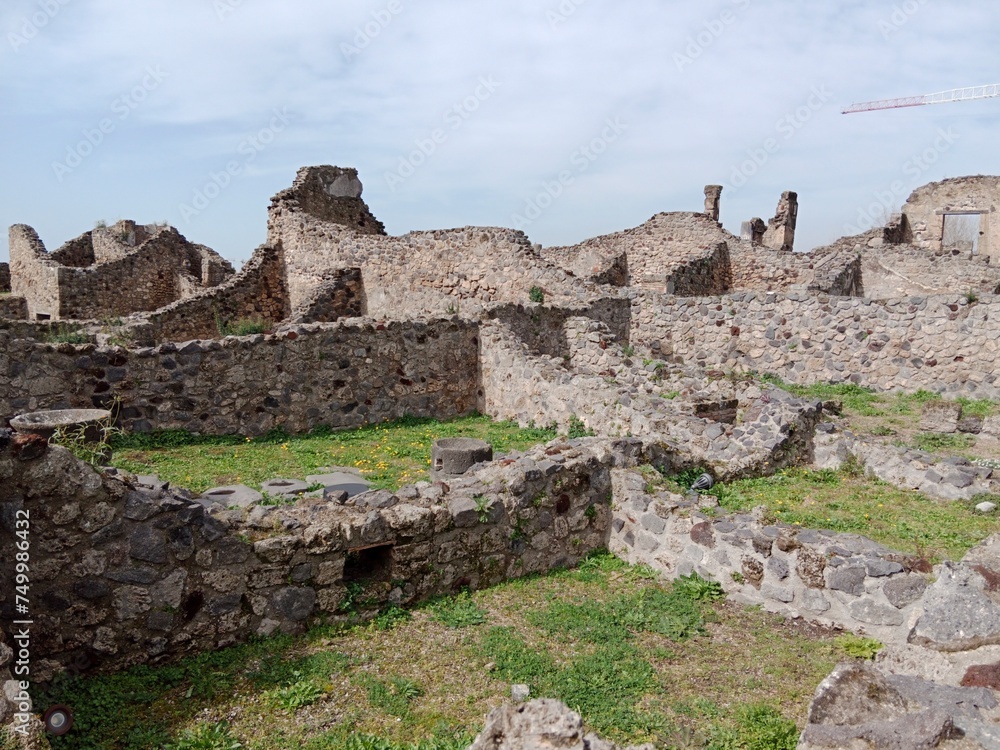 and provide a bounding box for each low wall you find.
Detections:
[0,296,27,320]
[0,434,615,681]
[631,290,1000,398]
[609,468,931,644]
[0,318,480,435]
